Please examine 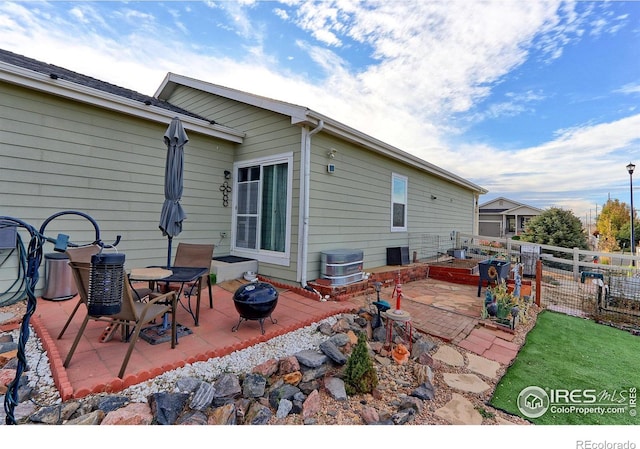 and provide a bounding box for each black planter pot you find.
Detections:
[231,281,278,334]
[477,259,511,297]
